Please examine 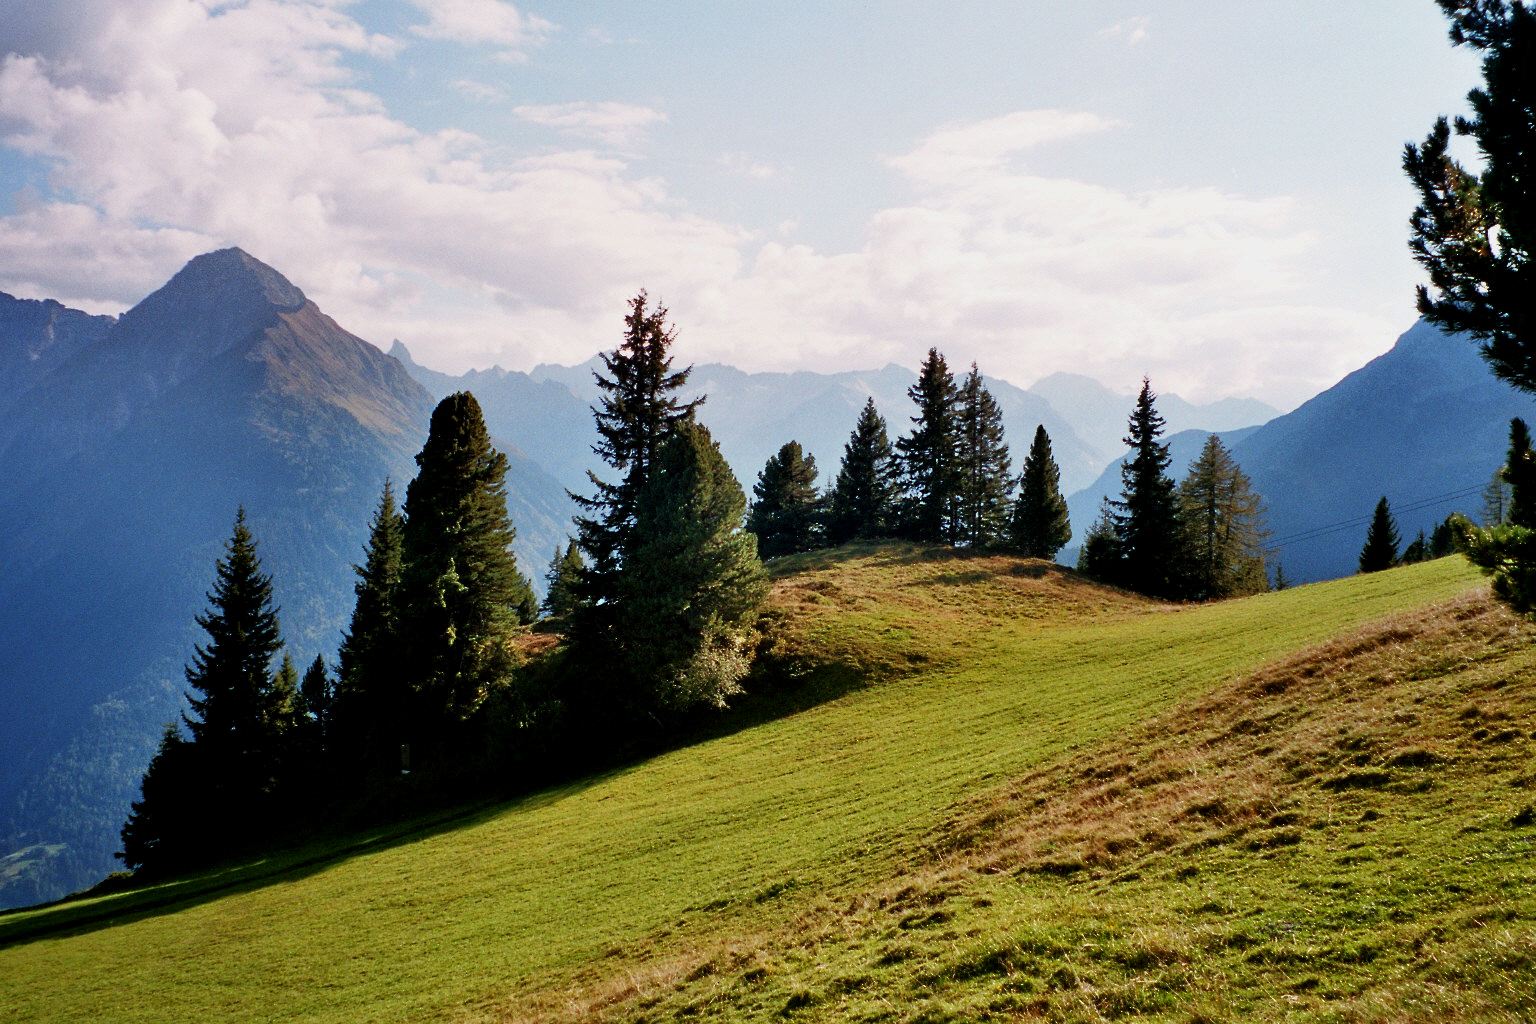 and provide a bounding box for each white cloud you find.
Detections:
[1101,16,1151,46]
[406,0,553,58]
[887,110,1122,184]
[718,152,781,181]
[513,101,668,148]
